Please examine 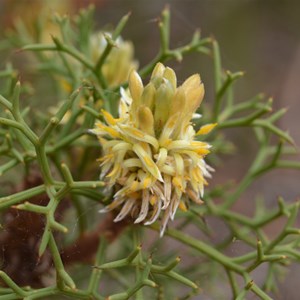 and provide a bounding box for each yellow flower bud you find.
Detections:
[137,105,155,136]
[163,67,177,91]
[141,83,156,111]
[151,62,165,80]
[185,83,205,115]
[153,83,174,133]
[182,73,201,91]
[129,70,144,120]
[129,70,143,104]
